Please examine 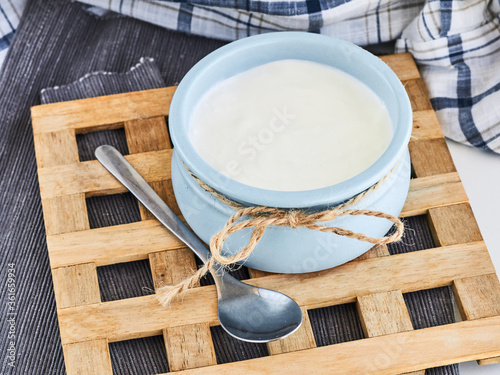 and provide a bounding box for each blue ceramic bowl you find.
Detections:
[169,32,412,273]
